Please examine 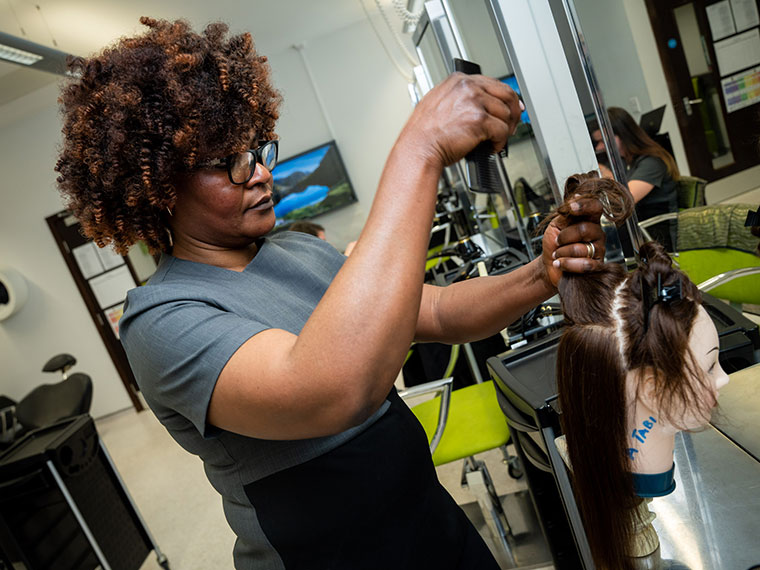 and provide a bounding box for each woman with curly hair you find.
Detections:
[56,17,608,569]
